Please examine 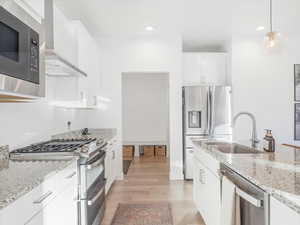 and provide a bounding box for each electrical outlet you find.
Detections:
[67,121,71,130]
